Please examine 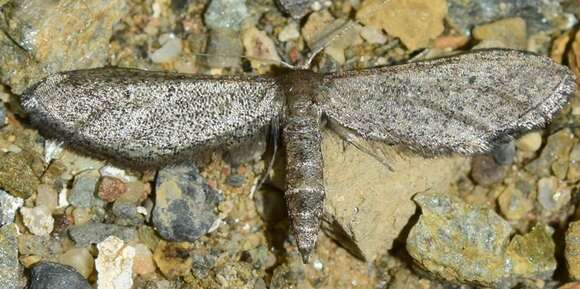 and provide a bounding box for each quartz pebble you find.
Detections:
[96,236,135,289]
[517,131,543,152]
[150,34,182,63]
[278,22,300,42]
[58,247,94,279]
[0,189,23,225]
[21,206,54,236]
[132,243,156,276]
